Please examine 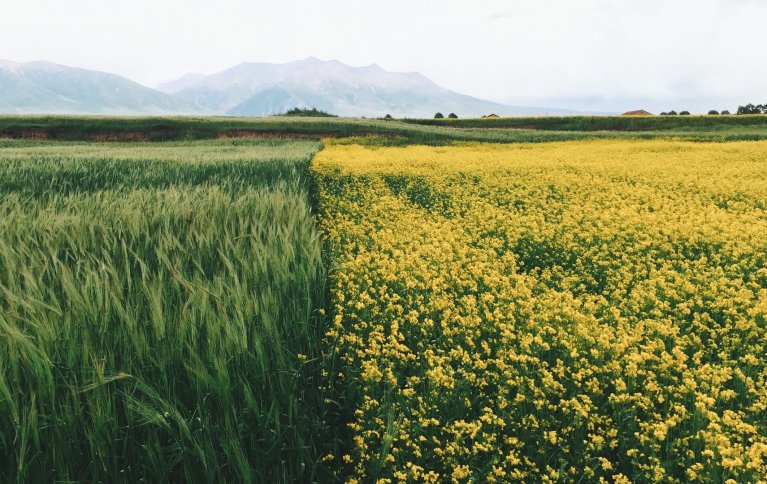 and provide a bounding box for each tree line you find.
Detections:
[660,103,766,116]
[735,103,767,115]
